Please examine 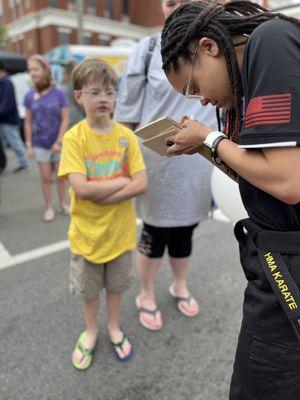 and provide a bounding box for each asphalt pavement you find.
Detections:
[0,151,245,400]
